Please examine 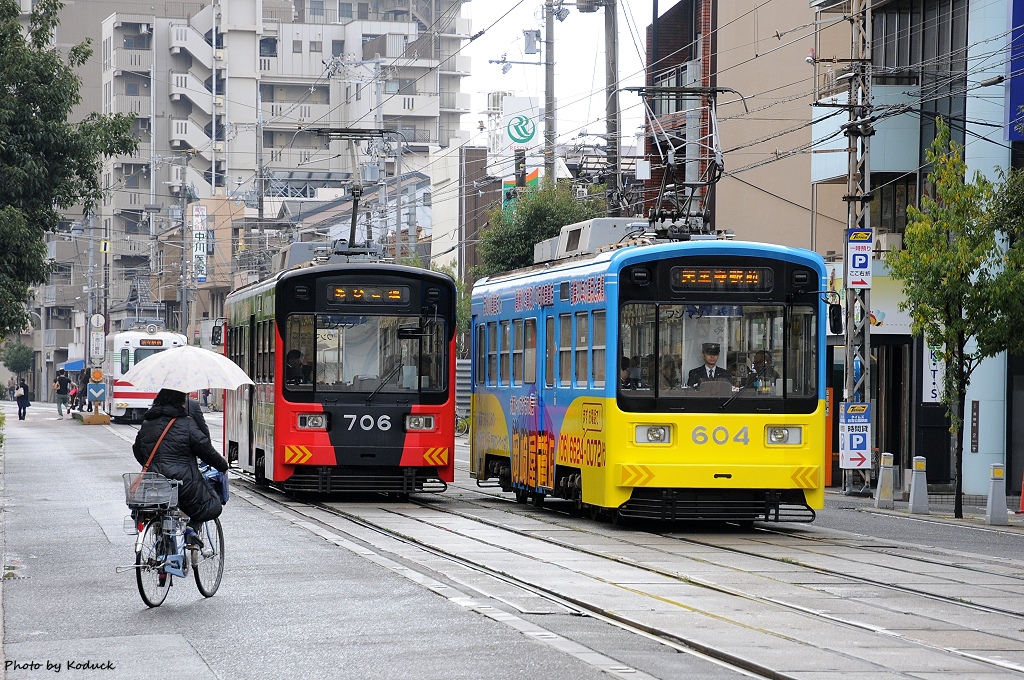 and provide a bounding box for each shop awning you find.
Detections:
[60,359,85,371]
